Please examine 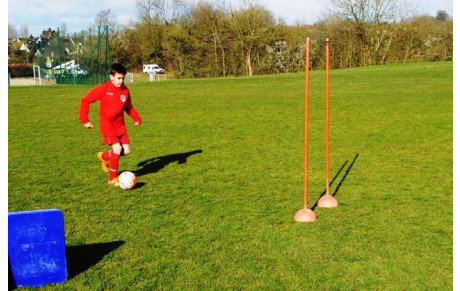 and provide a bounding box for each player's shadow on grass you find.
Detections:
[66,241,125,279]
[133,150,203,177]
[311,153,359,211]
